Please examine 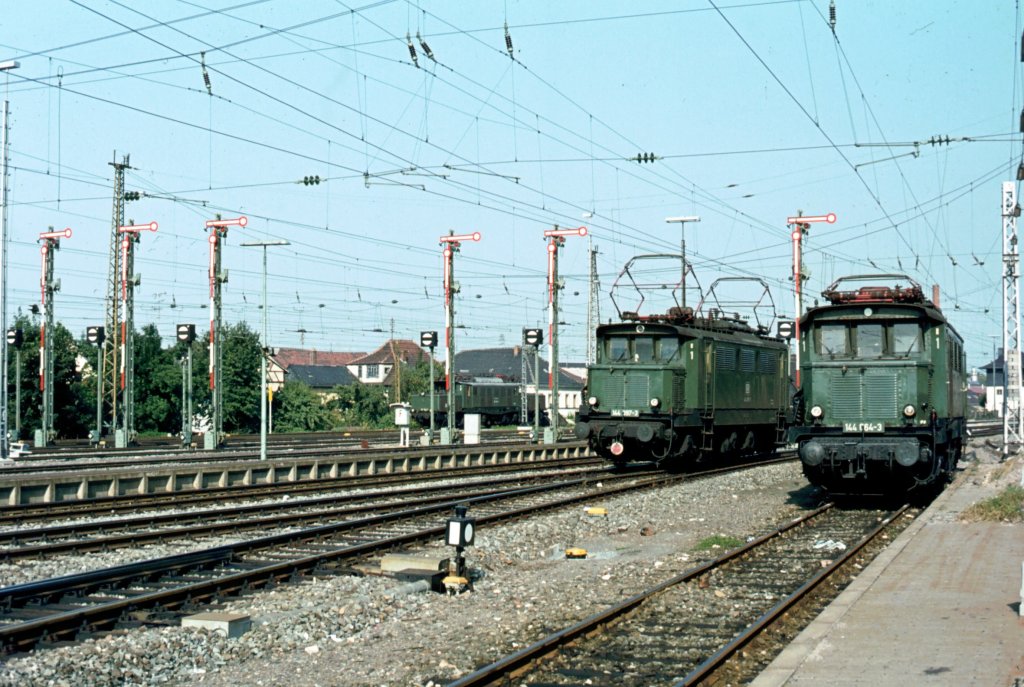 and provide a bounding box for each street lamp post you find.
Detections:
[0,59,19,458]
[664,216,701,309]
[241,239,289,461]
